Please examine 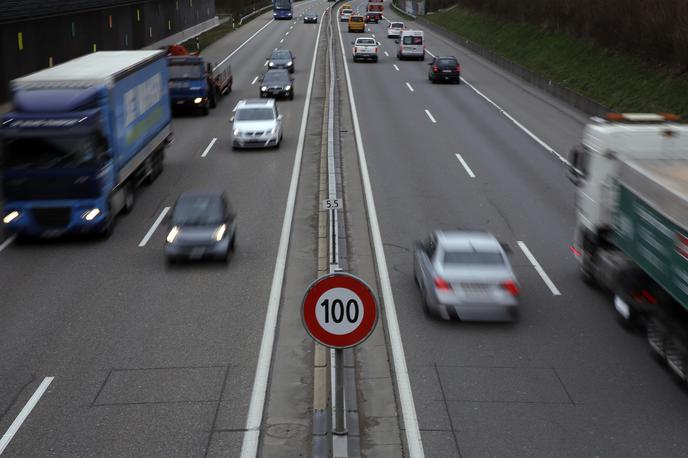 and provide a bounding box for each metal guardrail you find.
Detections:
[239,4,273,25]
